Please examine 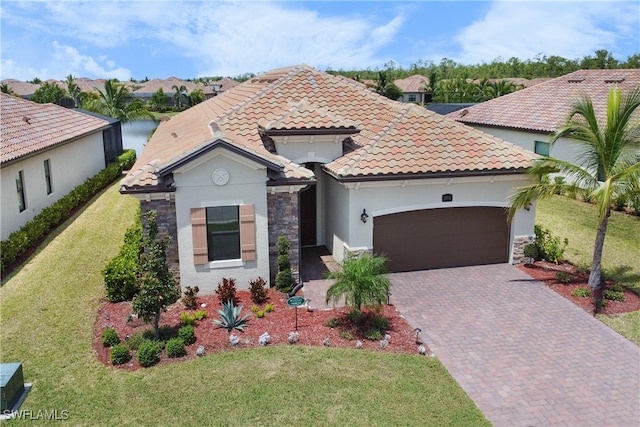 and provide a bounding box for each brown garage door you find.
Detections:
[373,207,509,272]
